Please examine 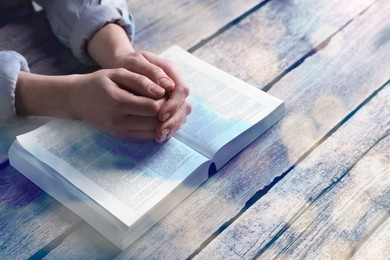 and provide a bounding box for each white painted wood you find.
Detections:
[195,84,390,258]
[352,217,390,259]
[118,0,390,258]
